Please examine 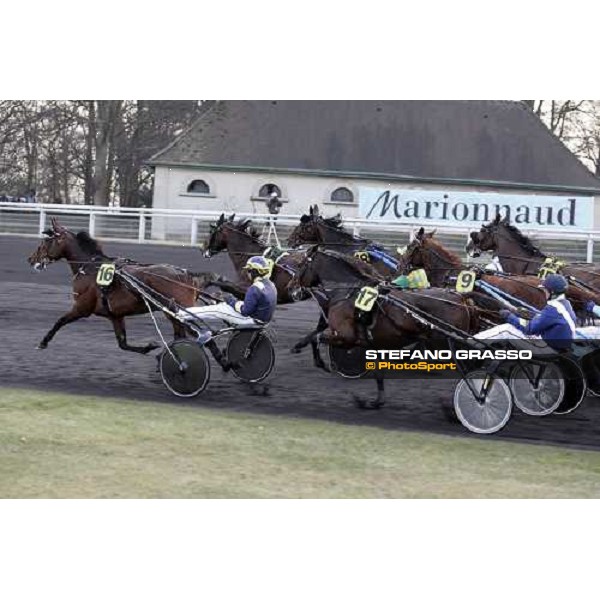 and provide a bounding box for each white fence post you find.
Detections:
[38,209,46,236]
[190,218,198,246]
[138,213,146,243]
[587,234,594,263]
[89,213,96,237]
